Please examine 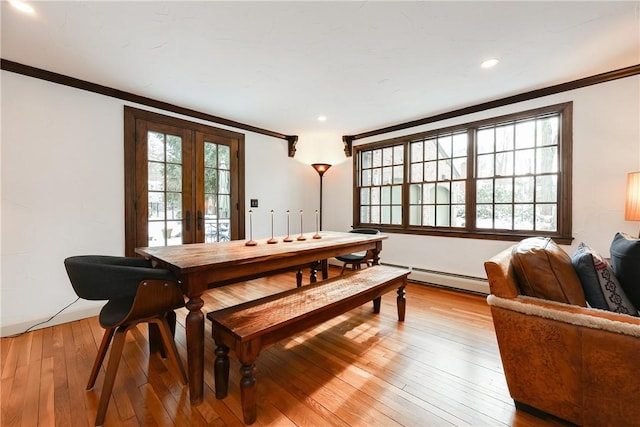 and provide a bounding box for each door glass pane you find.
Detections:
[204,140,233,242]
[146,131,183,247]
